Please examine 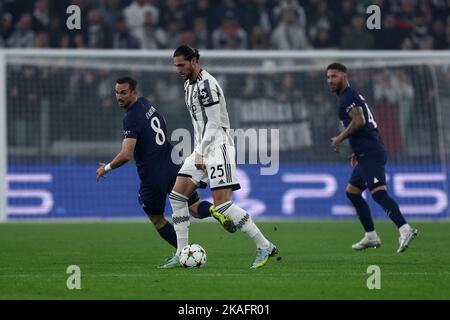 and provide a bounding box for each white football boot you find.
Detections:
[352,235,381,250]
[397,228,418,253]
